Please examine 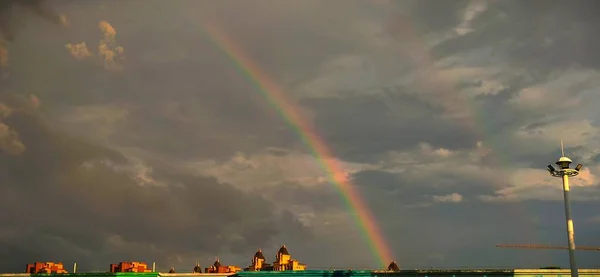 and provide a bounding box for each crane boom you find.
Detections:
[496,244,600,251]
